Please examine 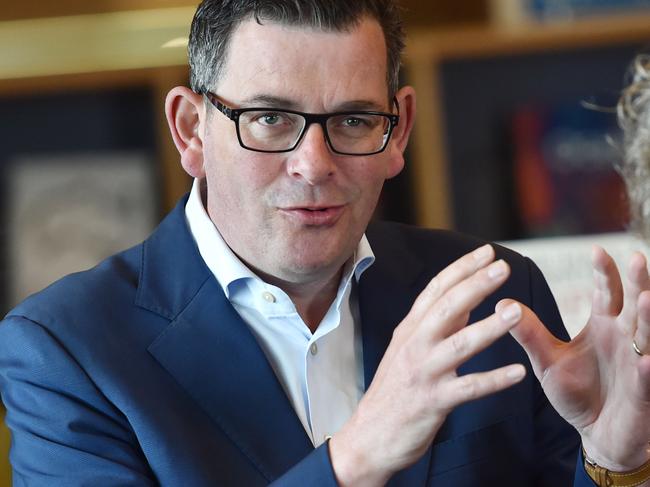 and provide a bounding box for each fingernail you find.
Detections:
[488,260,507,279]
[500,303,521,323]
[507,365,526,380]
[473,244,492,262]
